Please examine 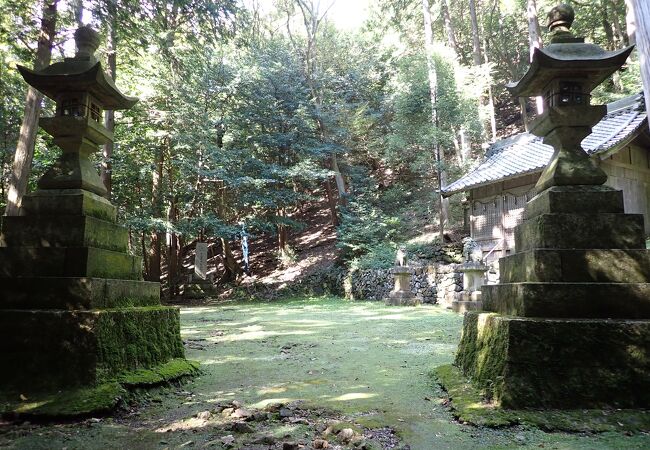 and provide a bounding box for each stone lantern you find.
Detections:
[17,26,136,197]
[451,5,650,409]
[0,27,192,415]
[507,3,633,193]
